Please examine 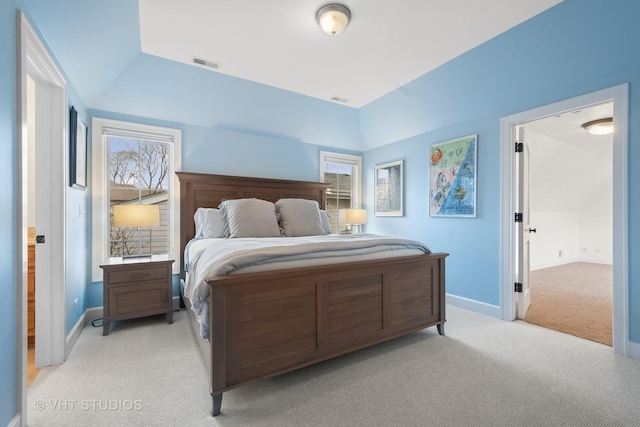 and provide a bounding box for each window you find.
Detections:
[319,151,362,233]
[92,118,181,280]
